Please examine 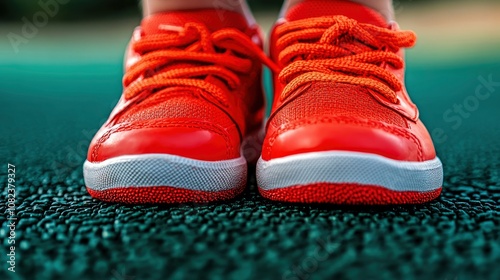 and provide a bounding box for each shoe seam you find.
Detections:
[92,120,234,161]
[265,115,423,160]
